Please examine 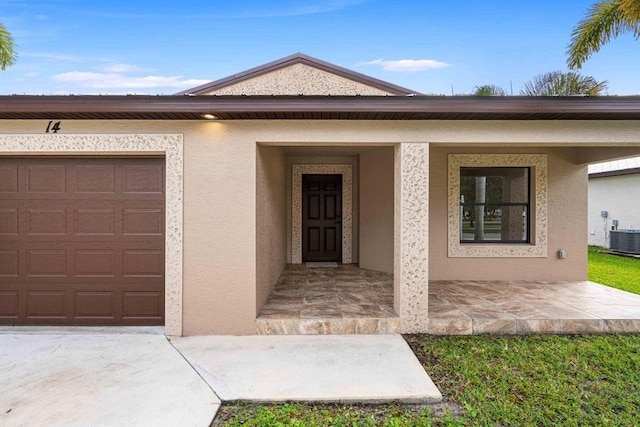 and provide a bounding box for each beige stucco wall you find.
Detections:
[256,146,287,314]
[3,119,640,334]
[202,63,396,96]
[429,145,588,281]
[359,147,394,273]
